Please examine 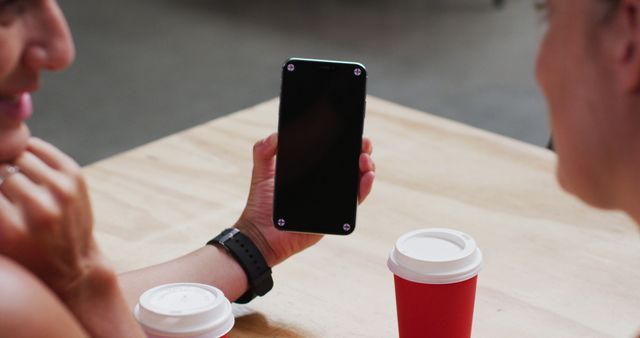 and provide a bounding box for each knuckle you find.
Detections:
[30,197,63,228]
[53,177,80,203]
[52,171,87,203]
[65,162,83,178]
